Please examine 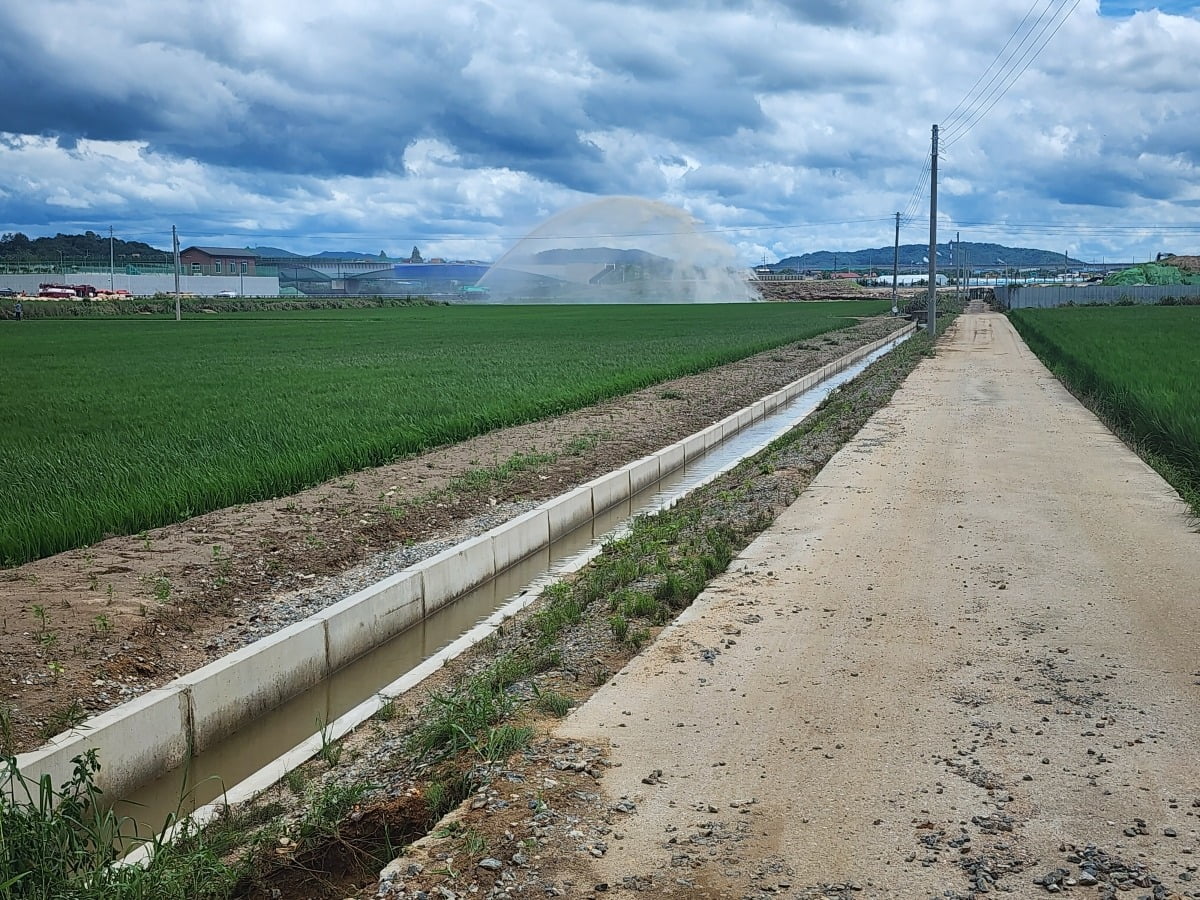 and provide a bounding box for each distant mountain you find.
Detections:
[774,242,1088,271]
[532,247,671,266]
[251,247,388,260]
[313,250,385,259]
